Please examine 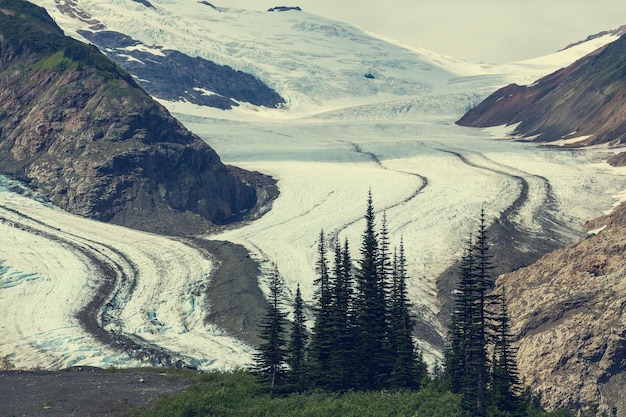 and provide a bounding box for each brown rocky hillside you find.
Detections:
[0,0,274,236]
[497,201,626,415]
[457,31,626,152]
